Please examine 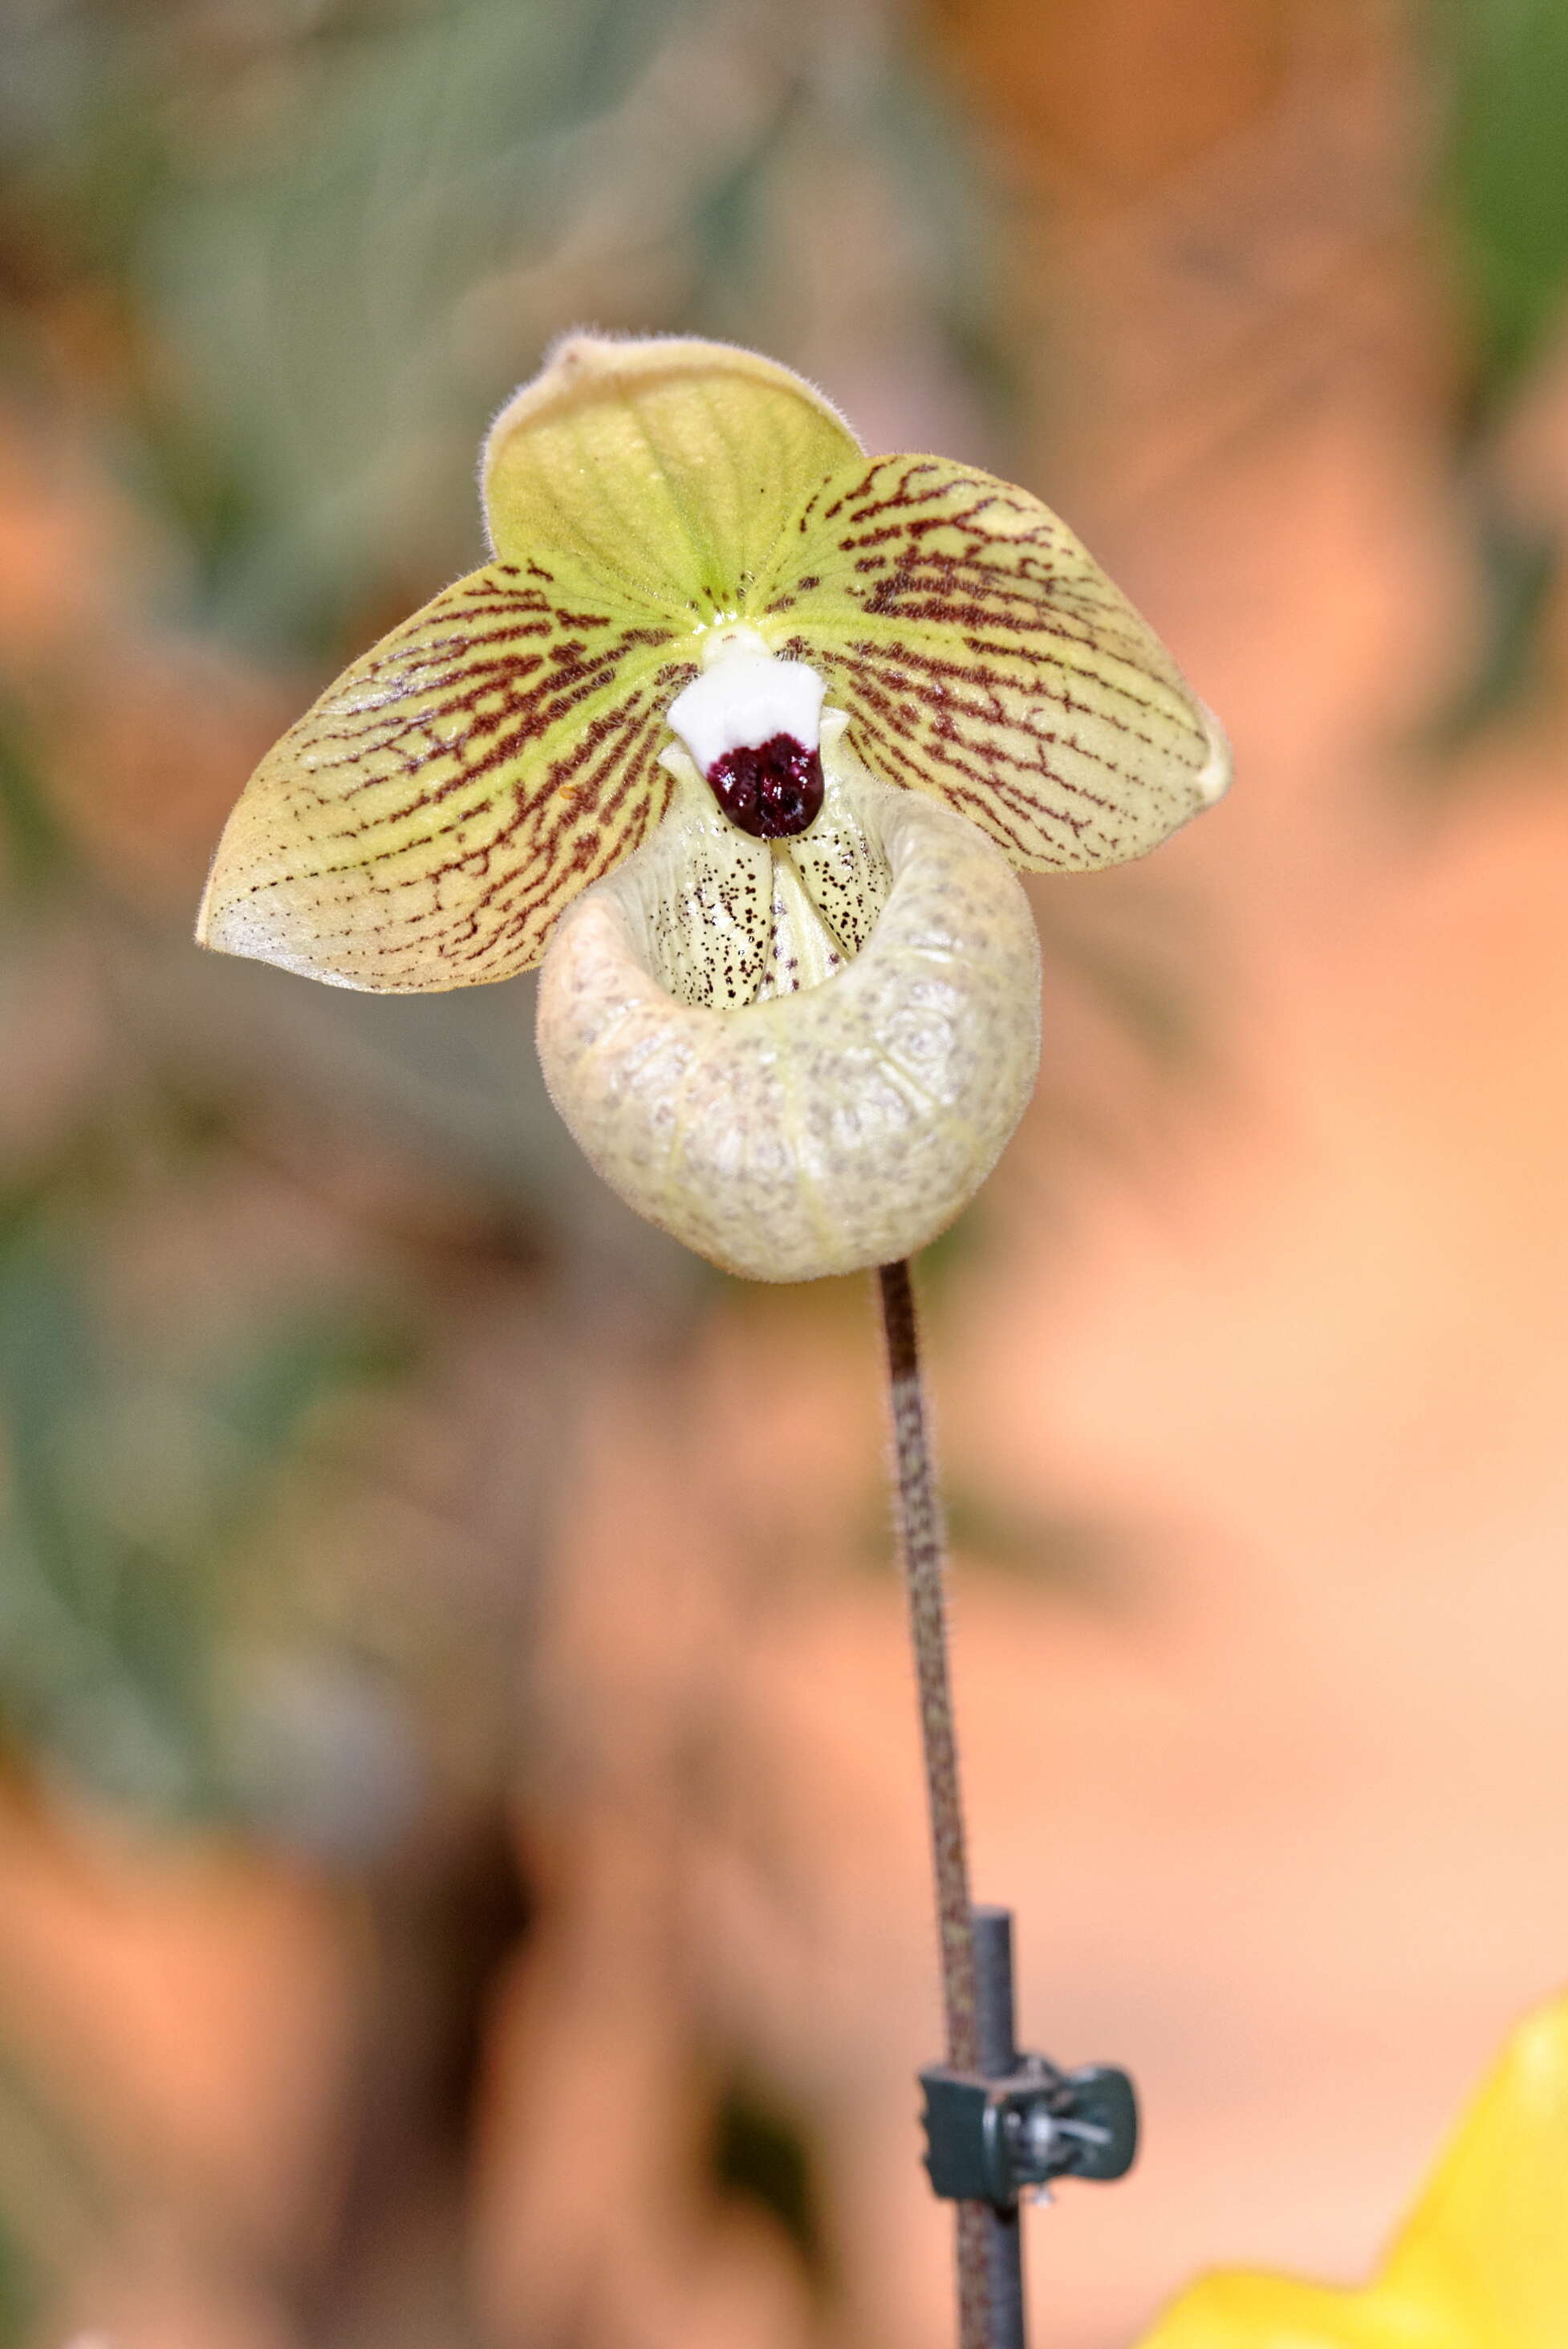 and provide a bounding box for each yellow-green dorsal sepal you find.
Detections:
[482,333,863,623]
[752,453,1232,872]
